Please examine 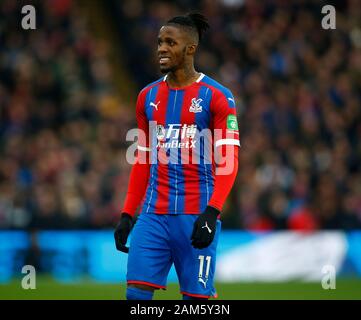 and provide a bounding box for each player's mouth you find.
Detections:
[159,57,171,65]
